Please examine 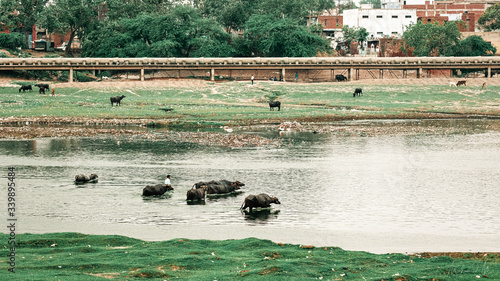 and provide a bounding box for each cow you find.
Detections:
[75,174,98,184]
[457,80,467,87]
[19,85,32,92]
[449,82,457,87]
[353,88,363,97]
[186,185,208,201]
[110,95,126,106]
[142,184,173,196]
[35,83,50,90]
[482,82,486,90]
[241,193,280,212]
[193,180,244,195]
[269,101,281,111]
[335,74,347,82]
[39,88,46,94]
